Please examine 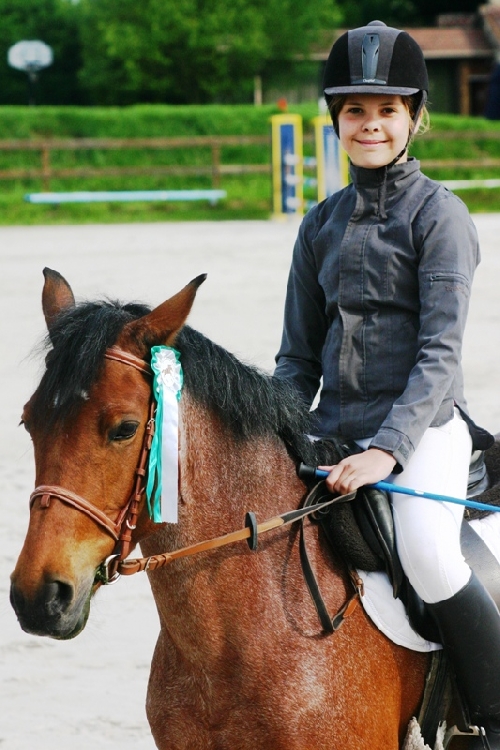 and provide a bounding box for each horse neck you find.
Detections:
[140,392,332,652]
[178,393,302,534]
[138,390,307,585]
